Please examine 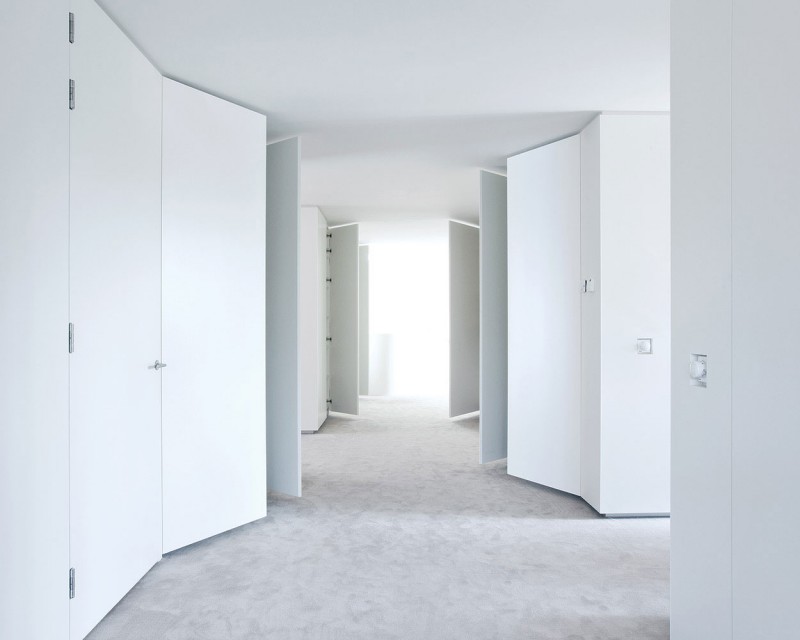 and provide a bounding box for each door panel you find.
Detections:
[359,246,370,396]
[68,0,163,636]
[266,138,302,496]
[478,171,508,462]
[449,221,480,418]
[161,79,267,553]
[329,224,360,415]
[0,1,70,638]
[507,136,581,496]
